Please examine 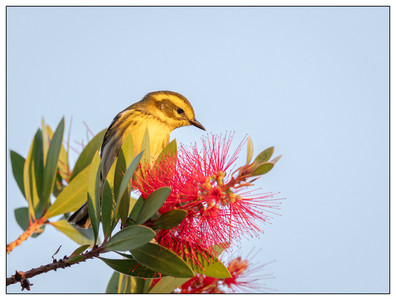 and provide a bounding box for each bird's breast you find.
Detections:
[124,118,172,160]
